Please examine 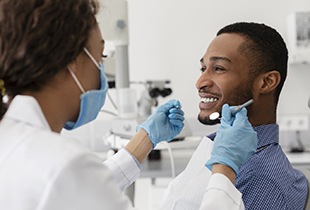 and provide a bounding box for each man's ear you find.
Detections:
[256,71,281,94]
